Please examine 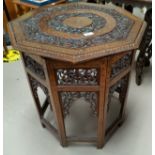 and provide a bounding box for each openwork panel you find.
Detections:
[56,68,99,85]
[60,92,98,138]
[29,75,48,97]
[110,52,132,78]
[23,53,45,79]
[106,75,129,131]
[60,92,98,117]
[29,75,57,130]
